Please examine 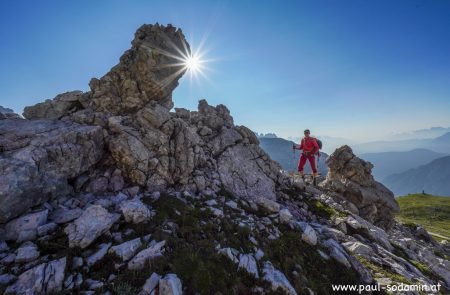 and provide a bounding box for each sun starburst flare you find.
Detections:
[144,31,214,90]
[184,54,202,72]
[181,51,210,85]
